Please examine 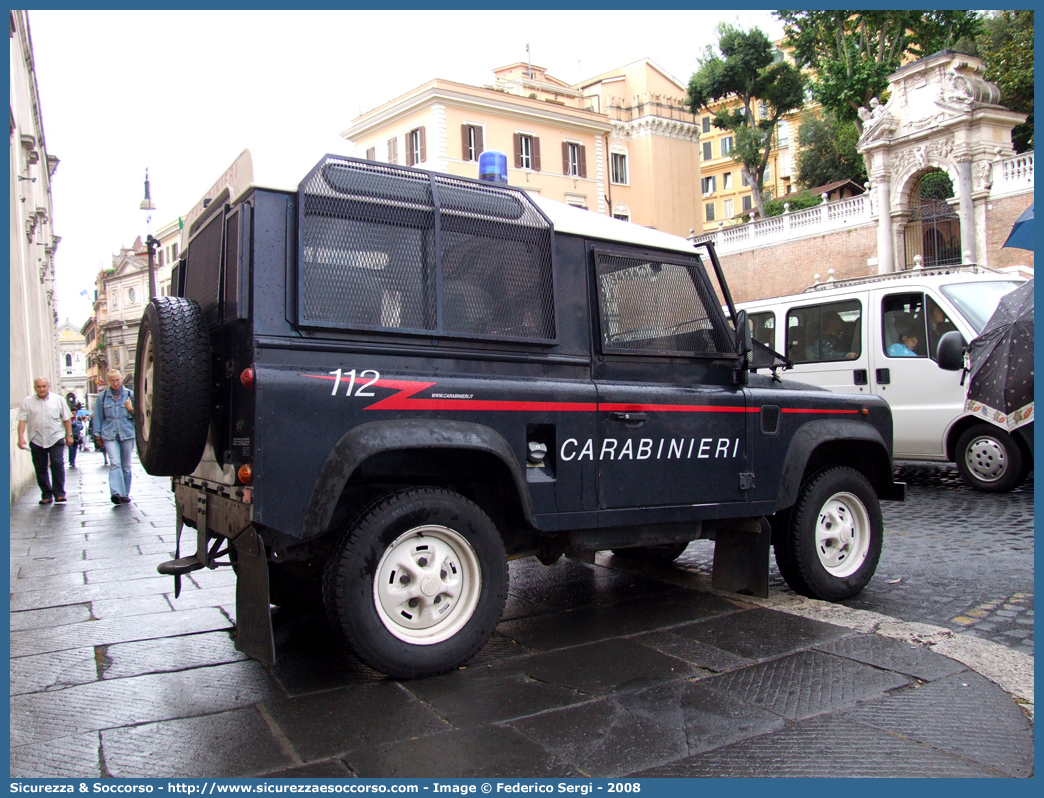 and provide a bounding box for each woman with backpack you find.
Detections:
[93,369,135,504]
